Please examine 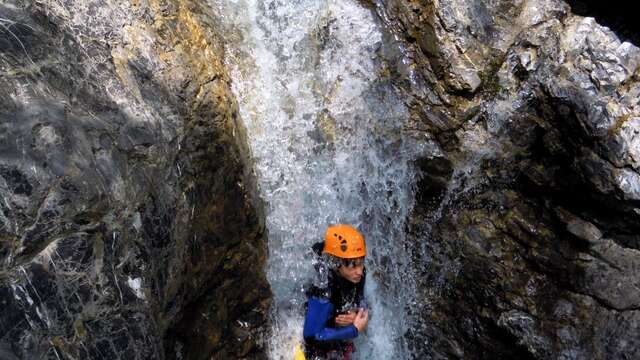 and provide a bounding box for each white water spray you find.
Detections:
[209,1,425,358]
